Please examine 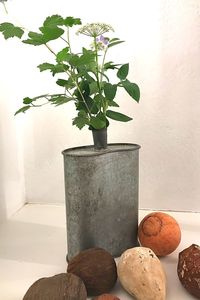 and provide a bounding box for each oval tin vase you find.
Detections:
[62,143,140,260]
